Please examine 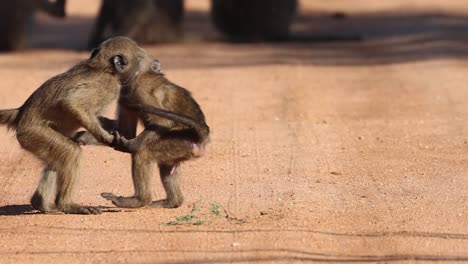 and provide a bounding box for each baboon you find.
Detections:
[76,60,210,209]
[0,0,66,51]
[211,0,297,42]
[88,0,184,49]
[0,37,154,214]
